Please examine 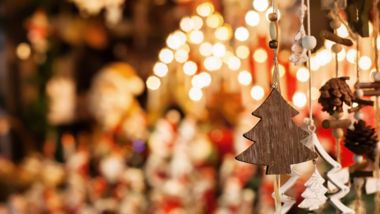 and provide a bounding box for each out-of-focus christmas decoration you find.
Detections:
[70,0,125,25]
[345,0,372,37]
[299,168,328,211]
[344,120,377,159]
[289,2,308,65]
[26,10,50,56]
[89,62,147,140]
[99,153,125,183]
[46,77,76,125]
